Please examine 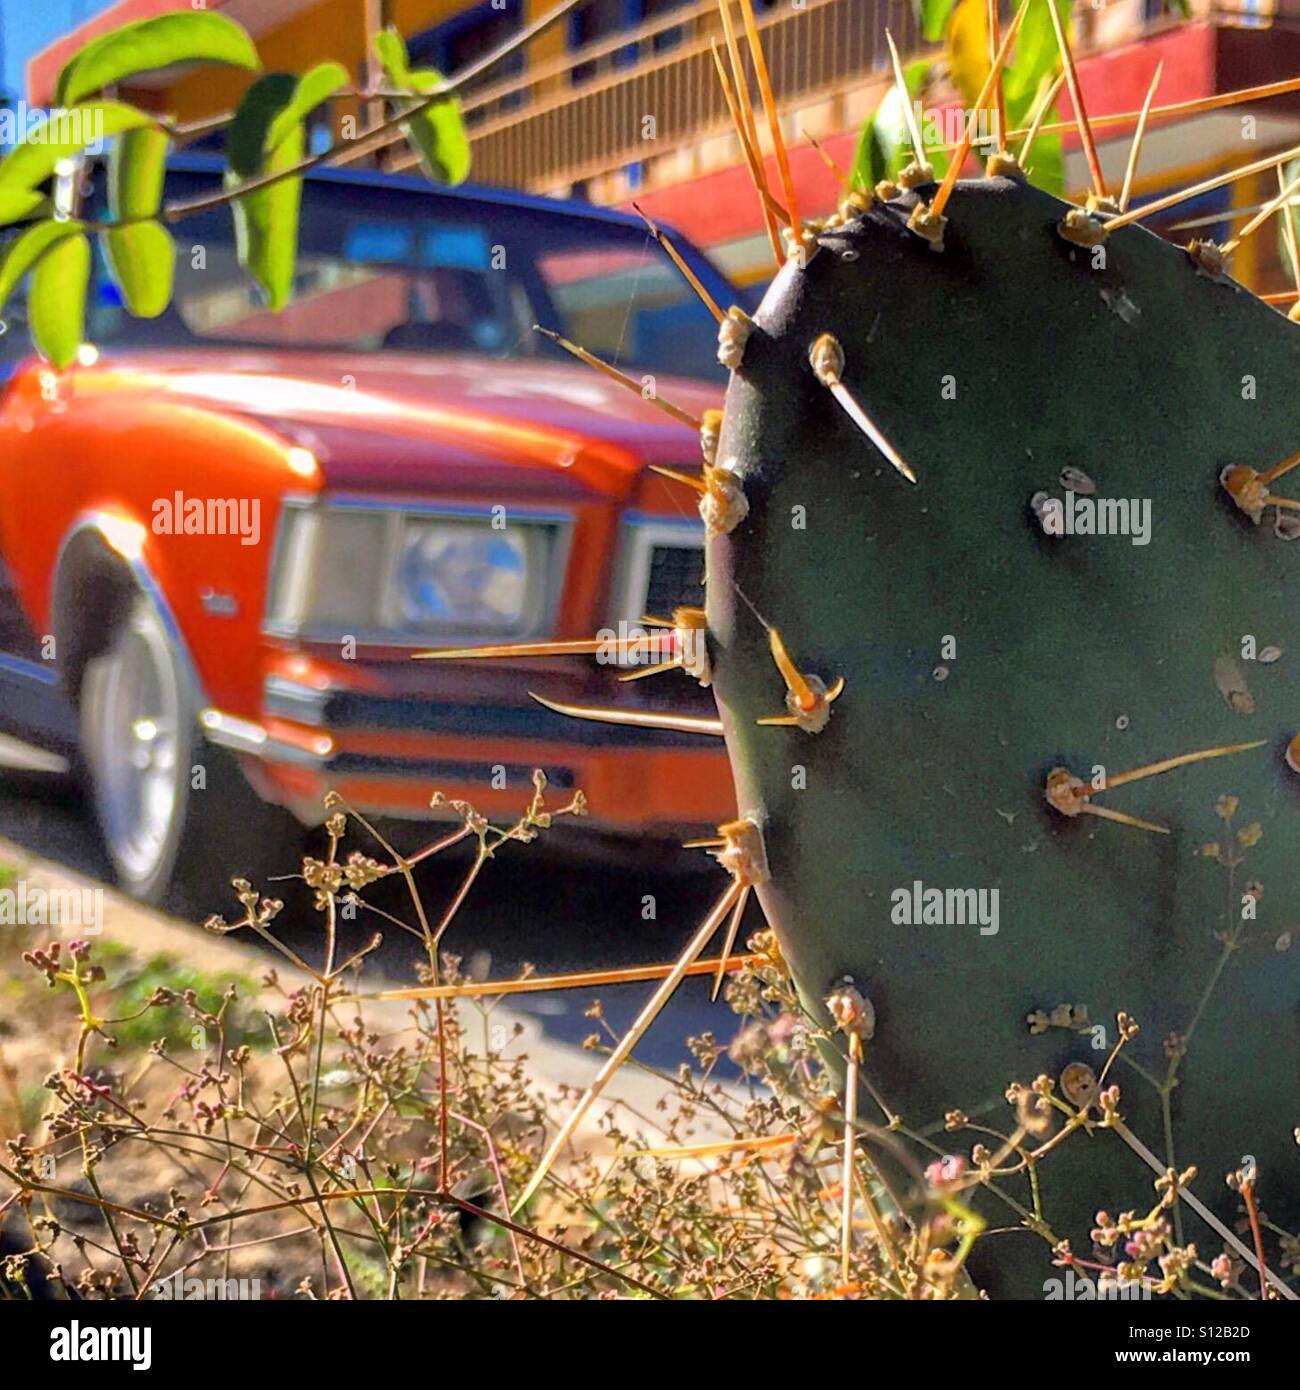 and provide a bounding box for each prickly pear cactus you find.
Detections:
[707,174,1300,1297]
